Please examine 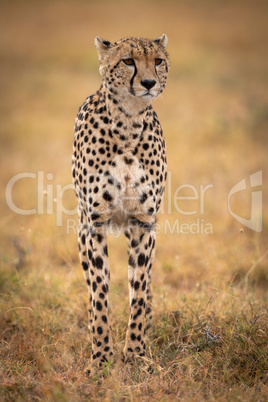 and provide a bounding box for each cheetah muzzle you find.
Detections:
[72,34,169,374]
